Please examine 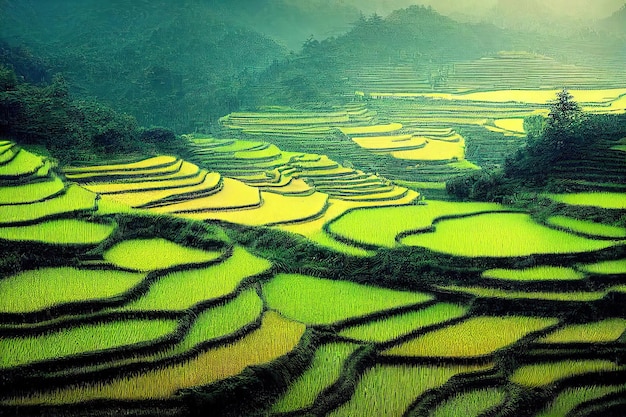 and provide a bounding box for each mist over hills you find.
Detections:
[1,0,624,132]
